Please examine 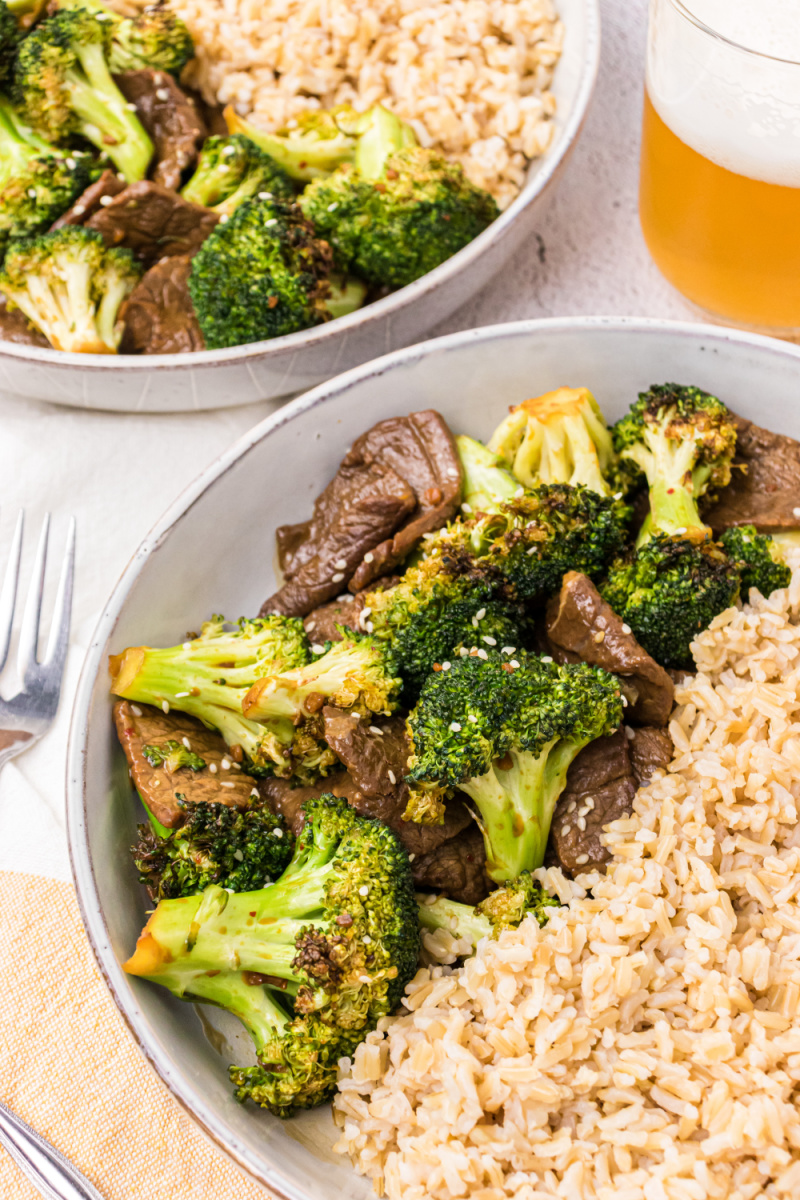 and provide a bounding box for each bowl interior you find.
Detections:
[68,319,800,1197]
